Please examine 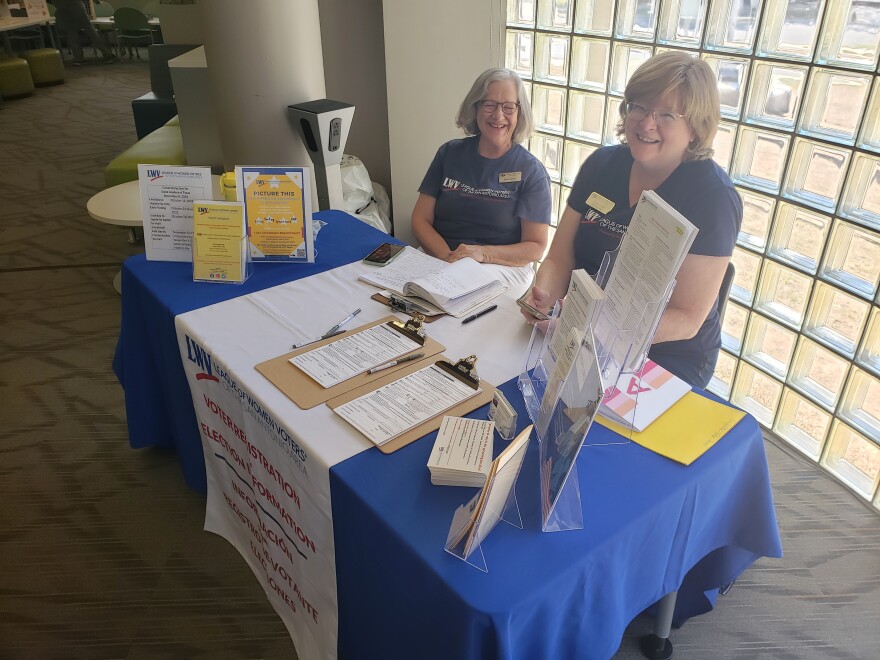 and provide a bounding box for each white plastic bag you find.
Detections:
[340,154,392,233]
